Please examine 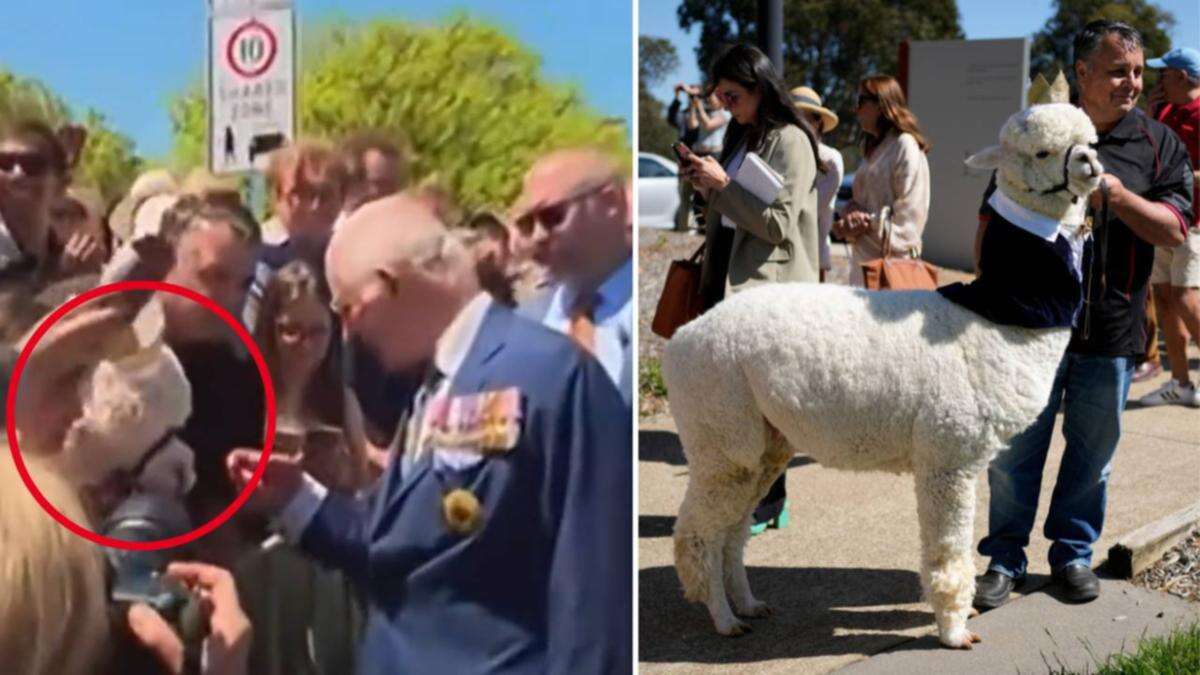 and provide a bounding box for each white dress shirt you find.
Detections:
[277,292,496,541]
[541,257,633,401]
